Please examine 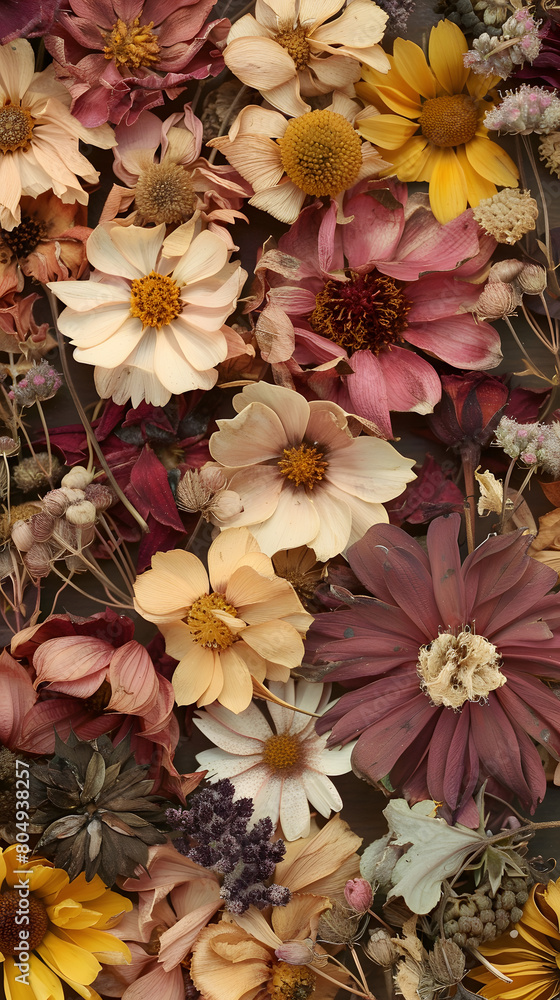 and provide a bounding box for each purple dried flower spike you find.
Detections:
[167,778,291,914]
